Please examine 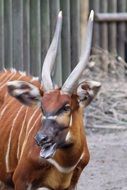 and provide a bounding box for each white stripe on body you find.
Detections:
[0,72,14,87]
[4,92,8,99]
[17,107,29,159]
[5,106,24,172]
[20,112,41,159]
[0,99,13,118]
[26,107,40,134]
[0,72,16,89]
